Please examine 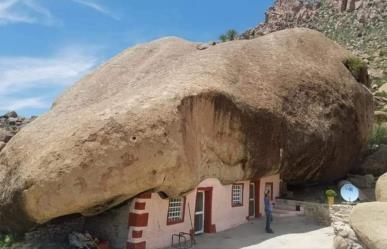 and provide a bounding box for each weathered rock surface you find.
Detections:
[0,28,373,232]
[350,202,387,249]
[347,174,375,188]
[375,173,387,201]
[358,145,387,176]
[377,83,387,94]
